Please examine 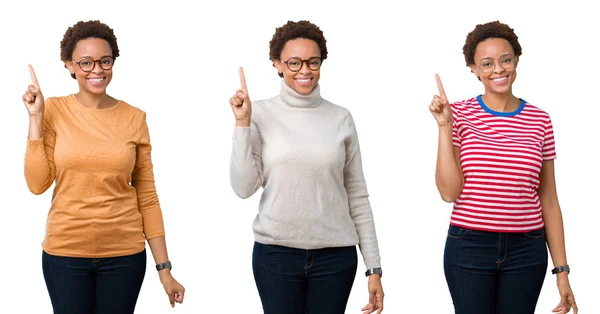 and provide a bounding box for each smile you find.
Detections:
[490,76,509,84]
